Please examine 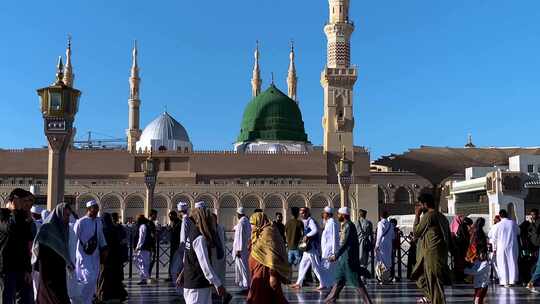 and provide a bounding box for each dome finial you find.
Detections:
[54,56,64,85]
[63,34,74,87]
[251,40,262,97]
